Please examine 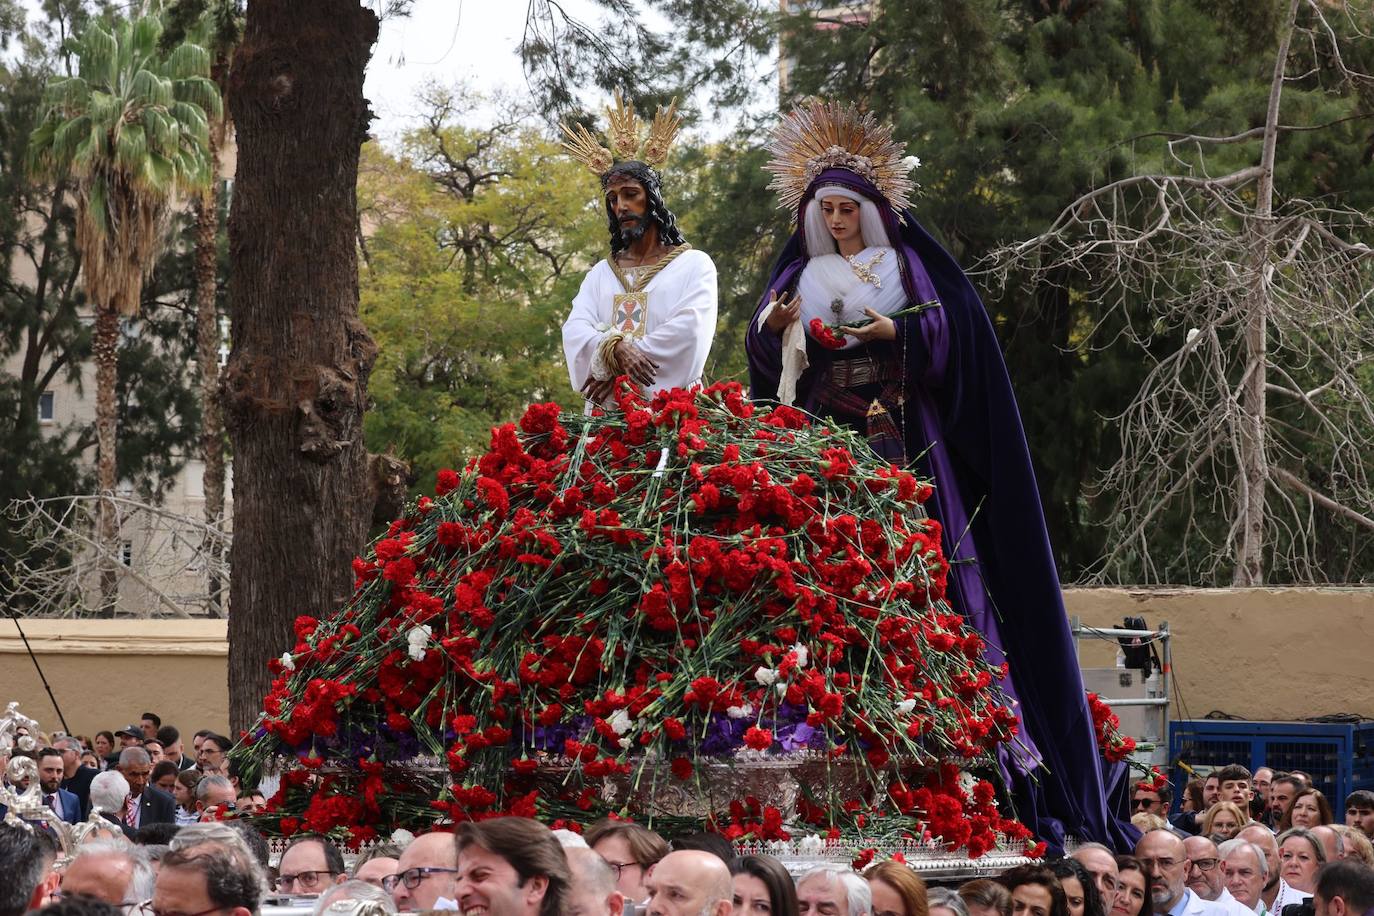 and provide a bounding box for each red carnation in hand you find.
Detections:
[808,317,847,349]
